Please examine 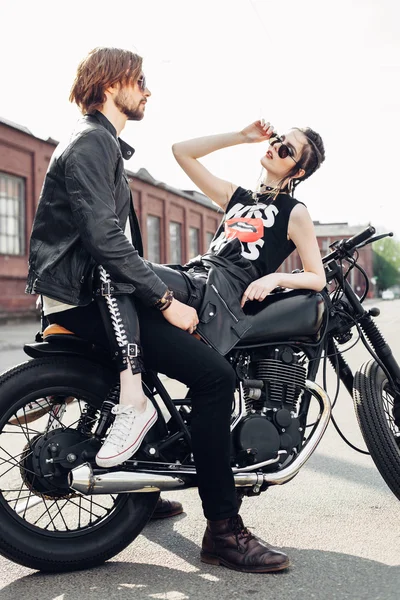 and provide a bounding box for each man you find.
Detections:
[26,47,289,572]
[27,46,195,519]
